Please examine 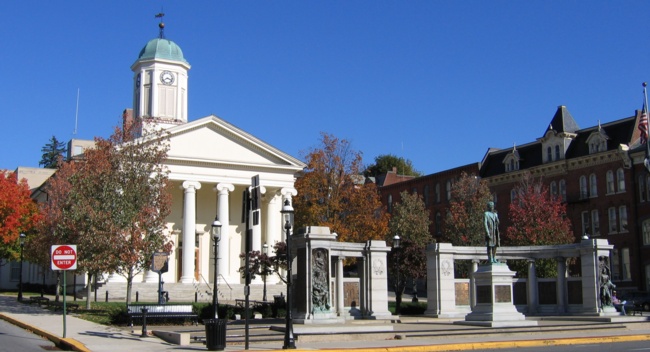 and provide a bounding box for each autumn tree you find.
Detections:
[294,132,389,243]
[504,174,573,277]
[0,172,42,266]
[39,136,67,168]
[443,172,493,247]
[387,191,431,311]
[364,154,421,178]
[34,121,172,306]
